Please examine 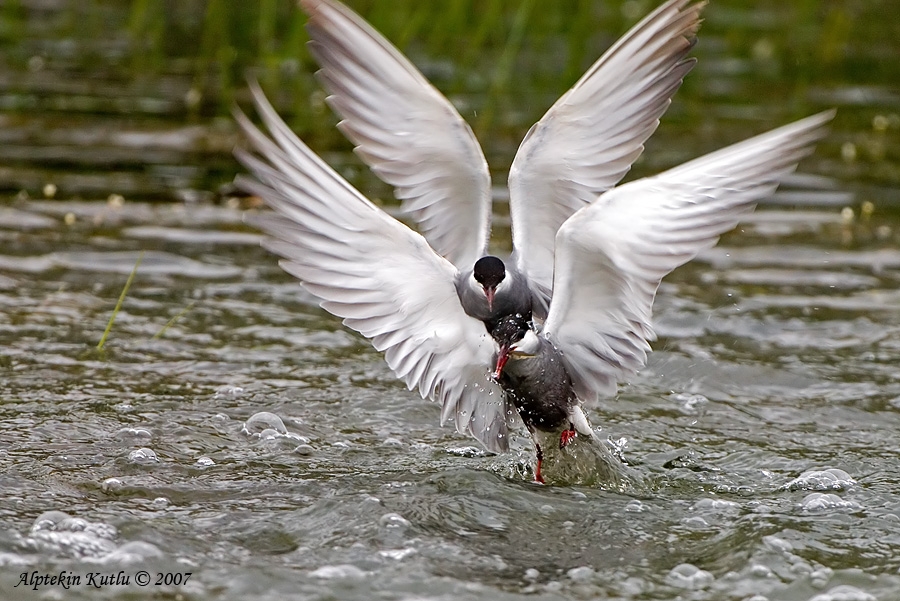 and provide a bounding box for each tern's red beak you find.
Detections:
[492,345,511,380]
[484,286,495,311]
